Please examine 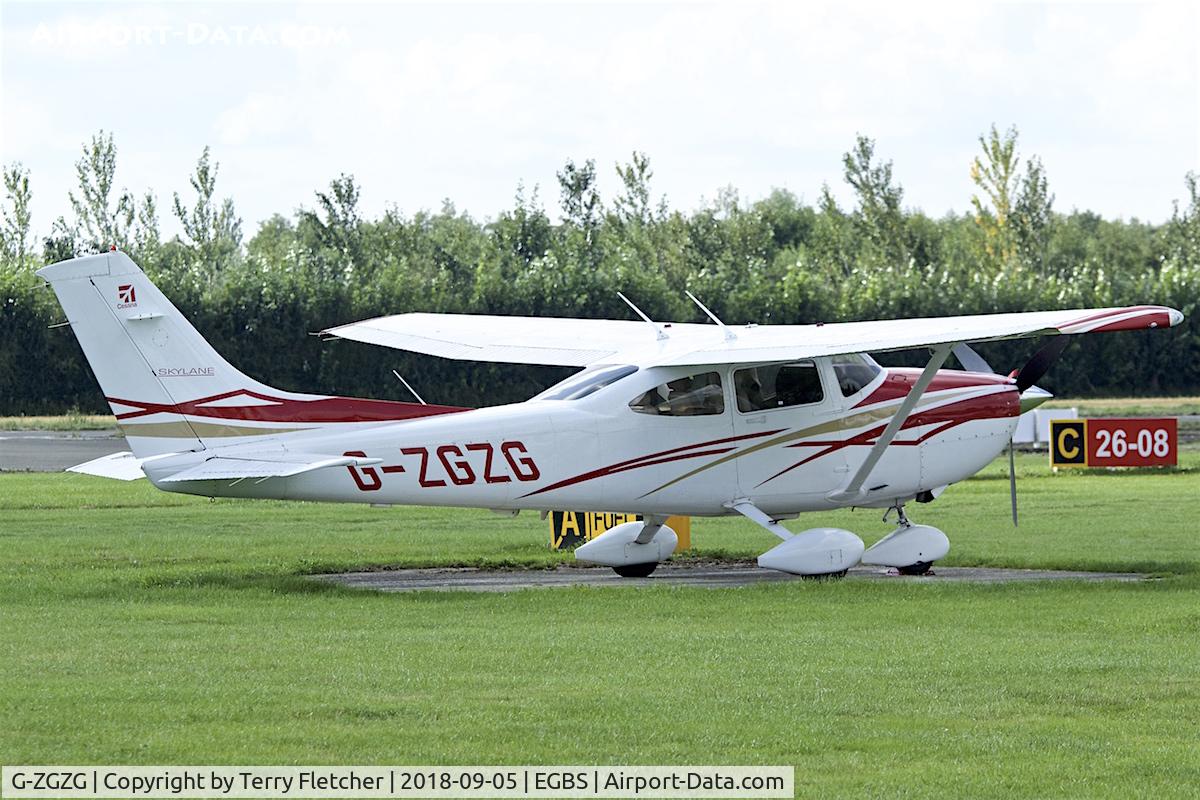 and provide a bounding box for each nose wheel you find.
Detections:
[612,562,658,578]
